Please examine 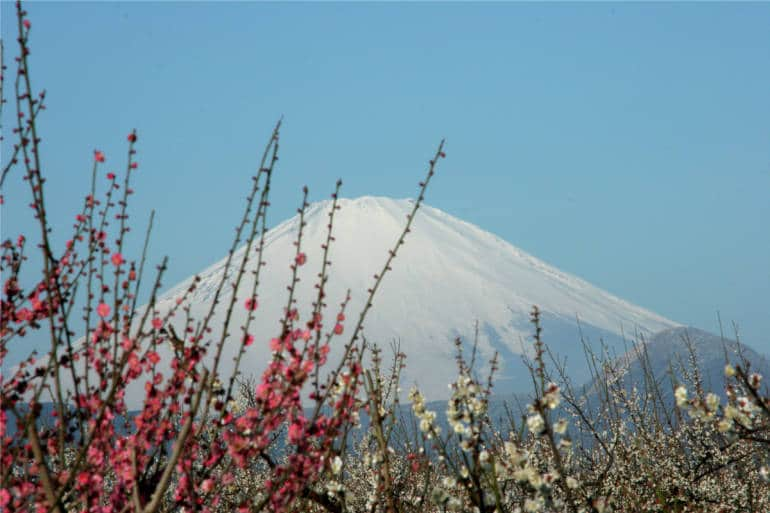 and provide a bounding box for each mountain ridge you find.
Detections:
[152,196,679,403]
